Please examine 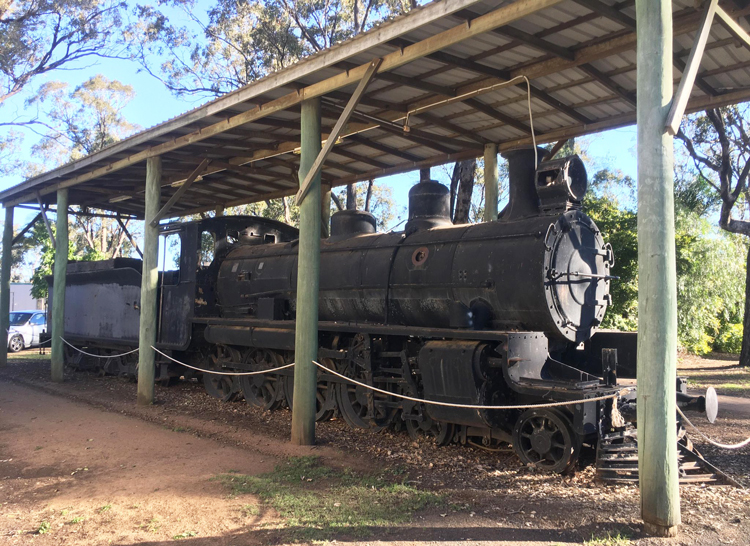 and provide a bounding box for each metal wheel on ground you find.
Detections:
[404,411,454,446]
[238,348,285,410]
[512,409,580,473]
[203,345,238,402]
